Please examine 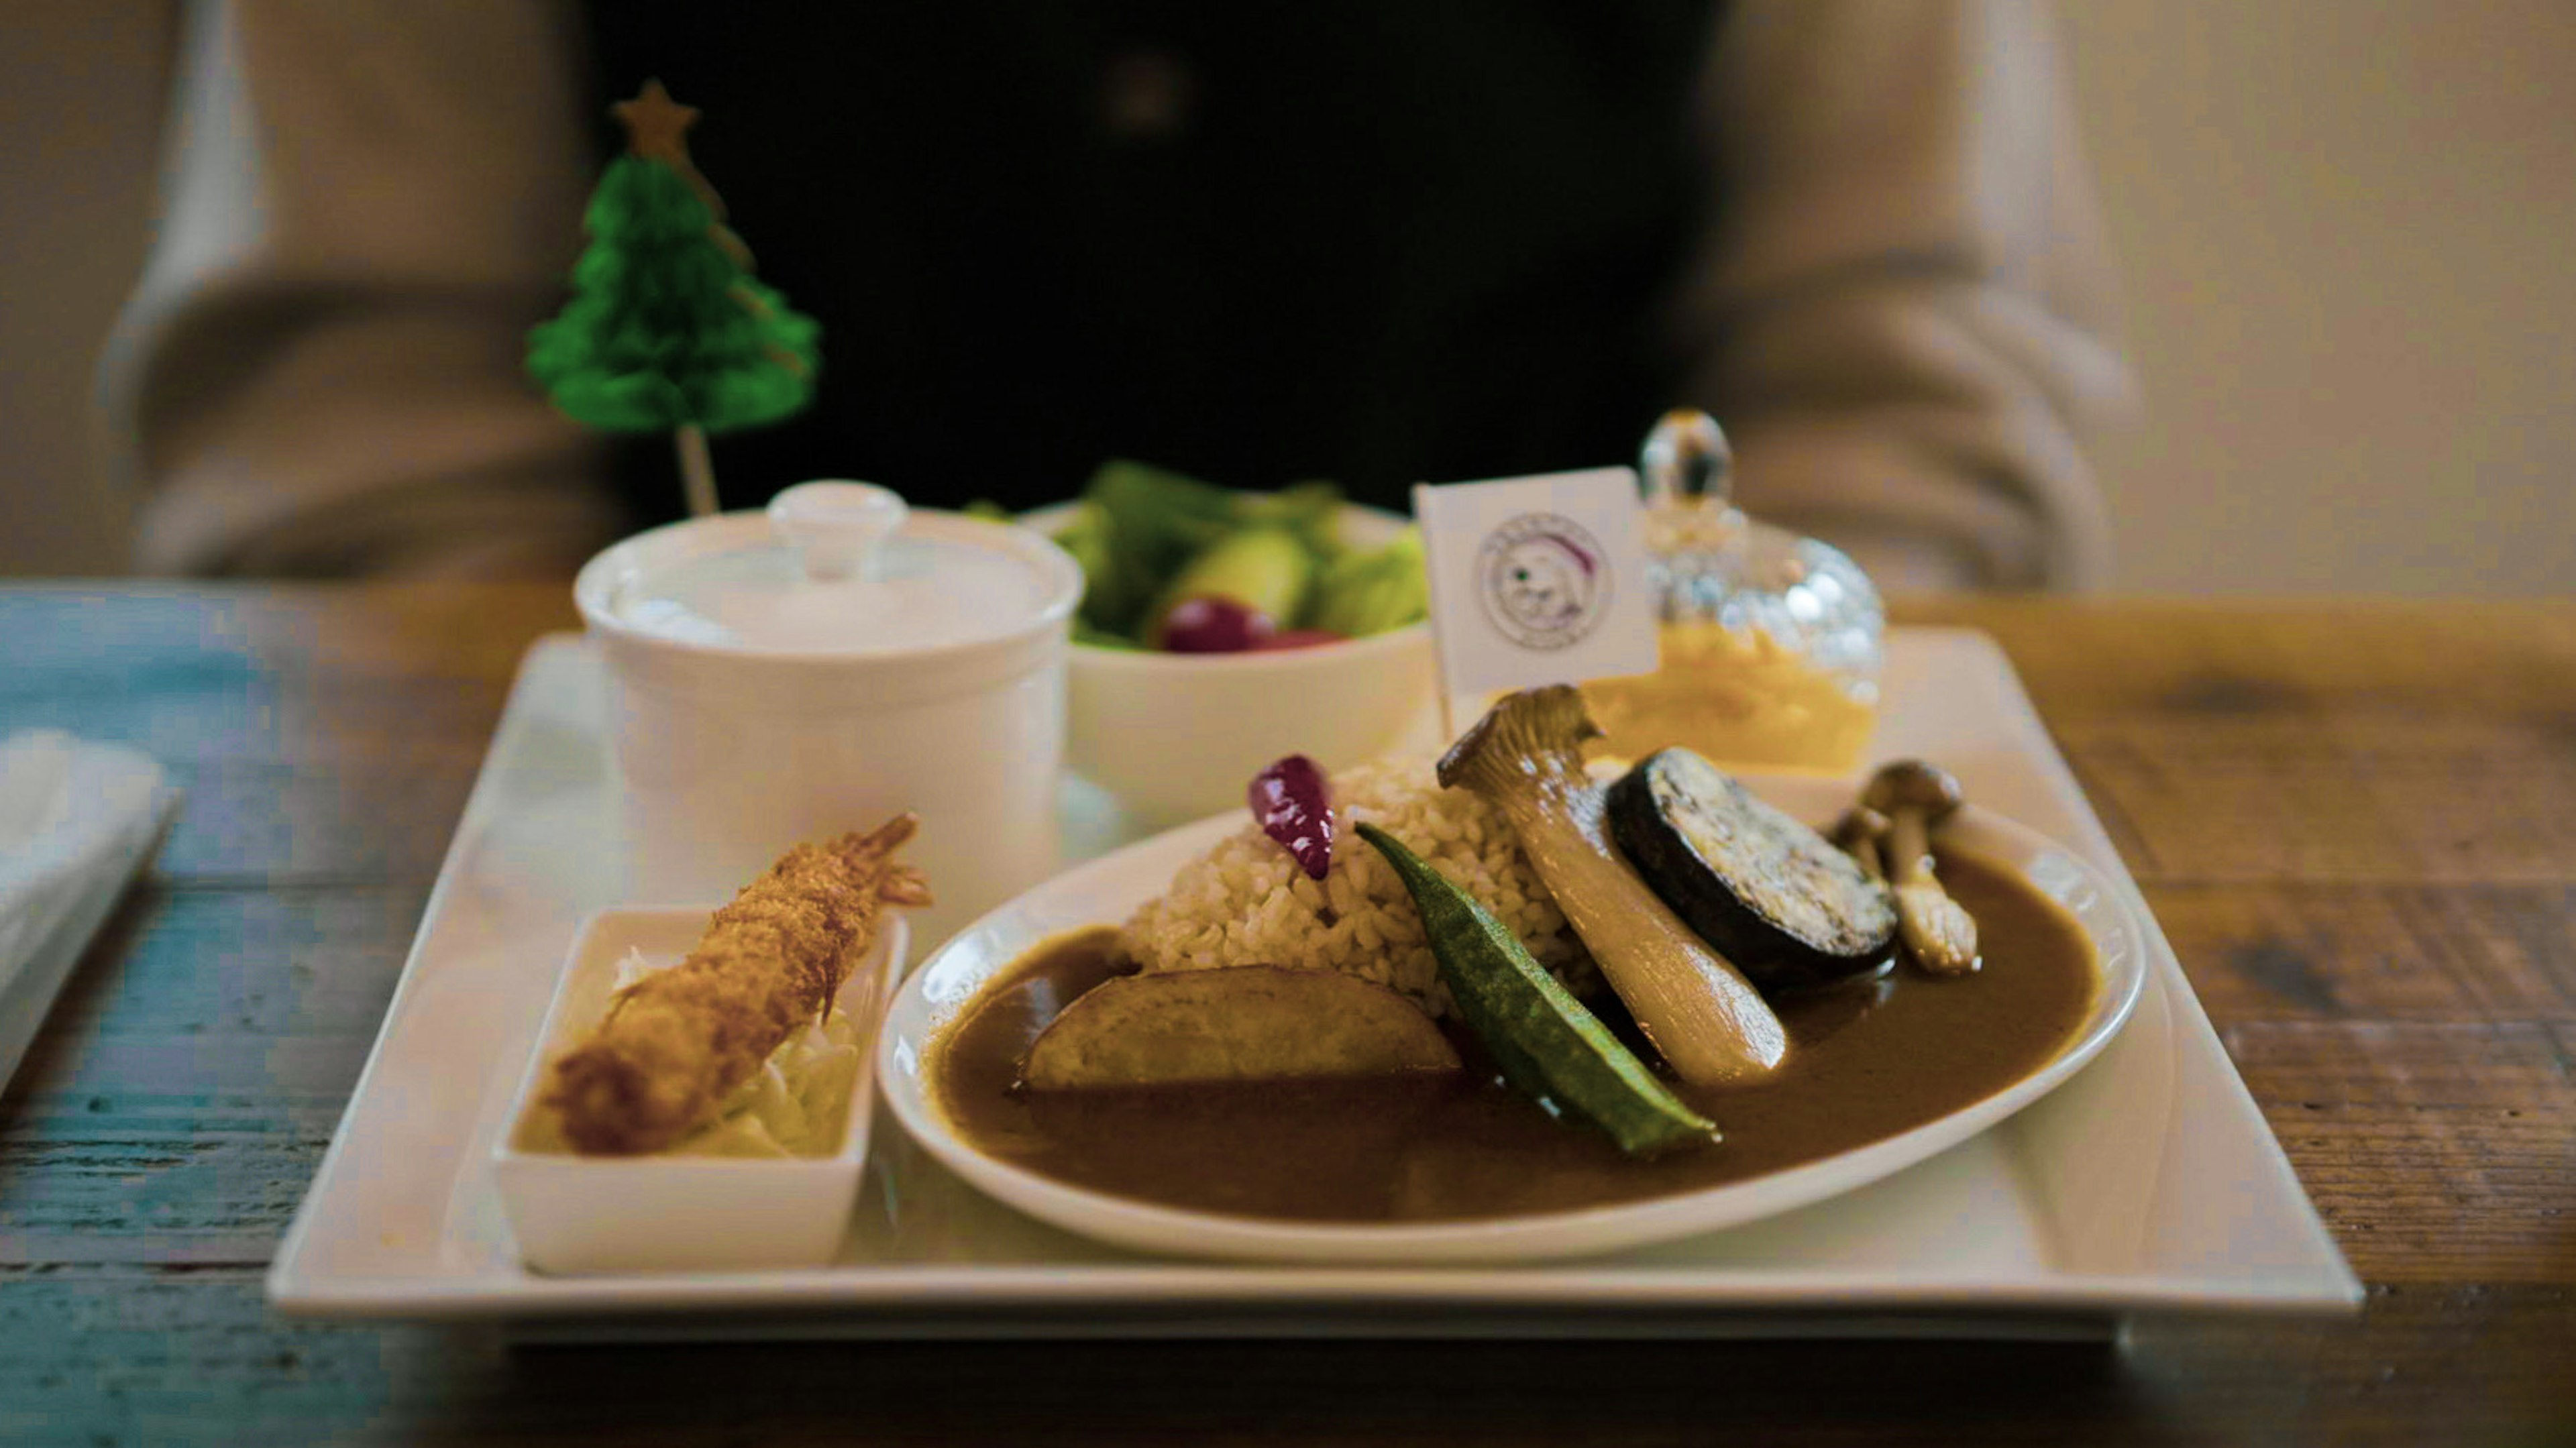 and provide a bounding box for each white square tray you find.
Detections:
[268,628,2359,1336]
